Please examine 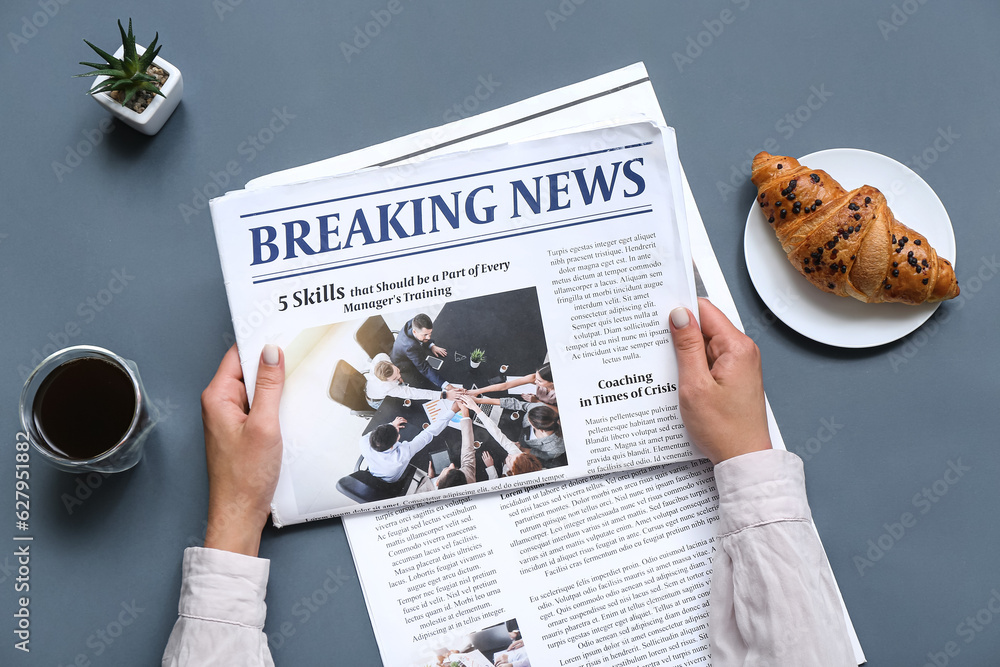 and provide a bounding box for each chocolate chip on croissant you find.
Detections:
[751,152,959,305]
